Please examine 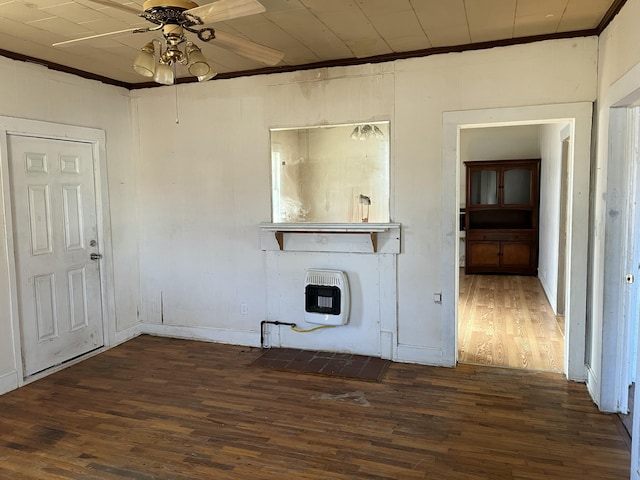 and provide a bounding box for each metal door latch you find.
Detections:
[90,253,103,260]
[625,273,634,284]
